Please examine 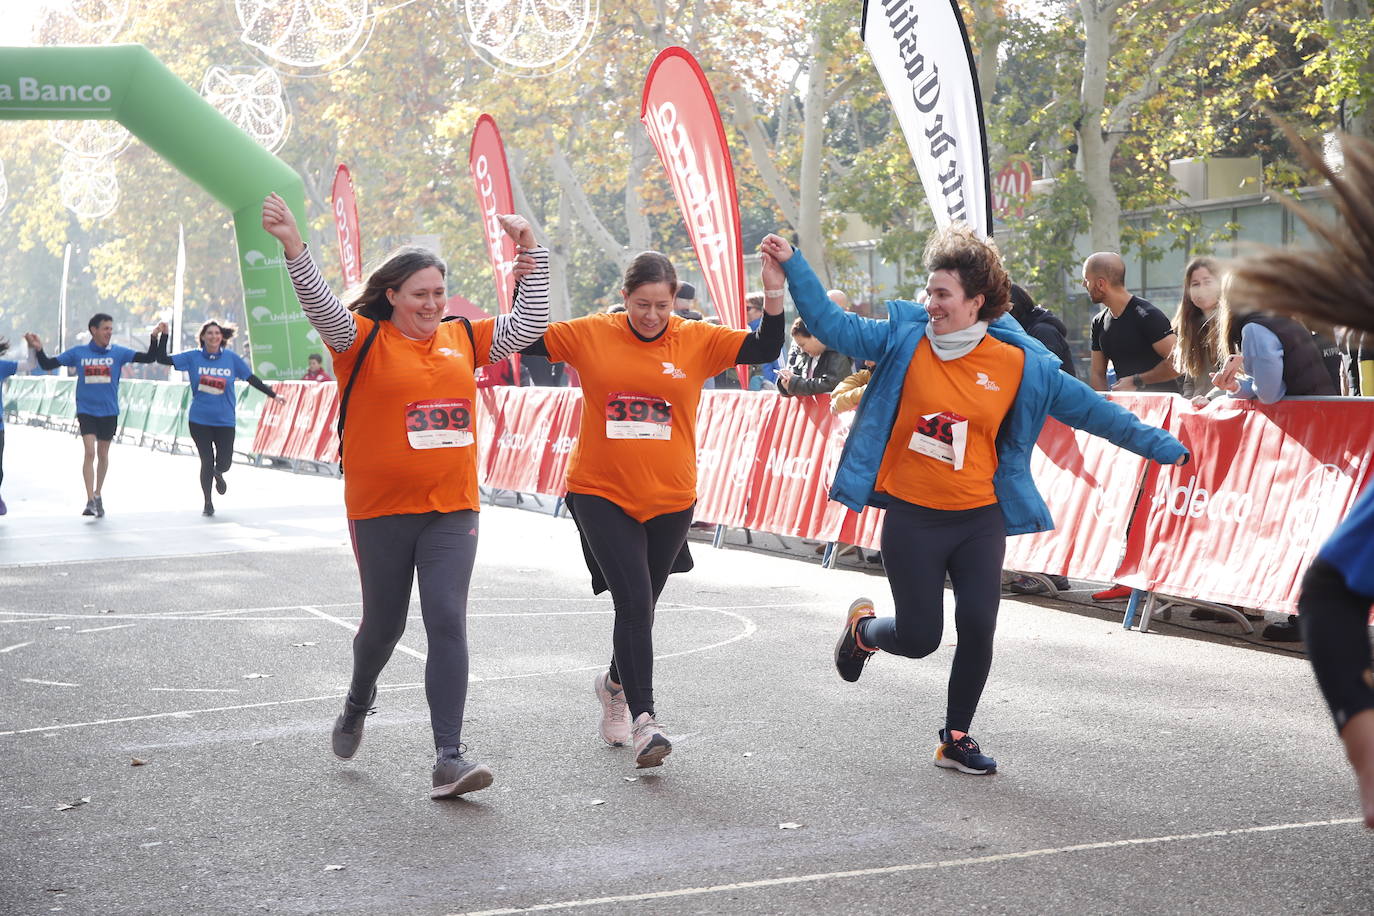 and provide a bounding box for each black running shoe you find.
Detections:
[214,472,227,495]
[431,746,494,798]
[202,503,215,517]
[1262,615,1303,642]
[331,687,376,760]
[933,729,997,775]
[834,597,876,683]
